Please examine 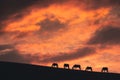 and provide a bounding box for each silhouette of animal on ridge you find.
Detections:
[72,64,81,70]
[64,64,70,69]
[85,66,92,71]
[51,63,58,68]
[101,67,108,72]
